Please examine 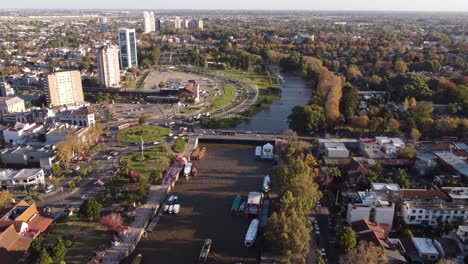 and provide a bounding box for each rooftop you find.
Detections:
[0,168,43,182]
[400,188,449,201]
[371,183,400,192]
[412,237,439,255]
[433,151,468,177]
[442,187,468,200]
[324,142,348,150]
